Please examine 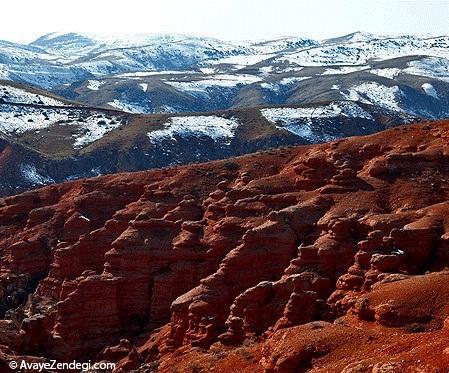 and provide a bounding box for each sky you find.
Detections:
[1,0,448,43]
